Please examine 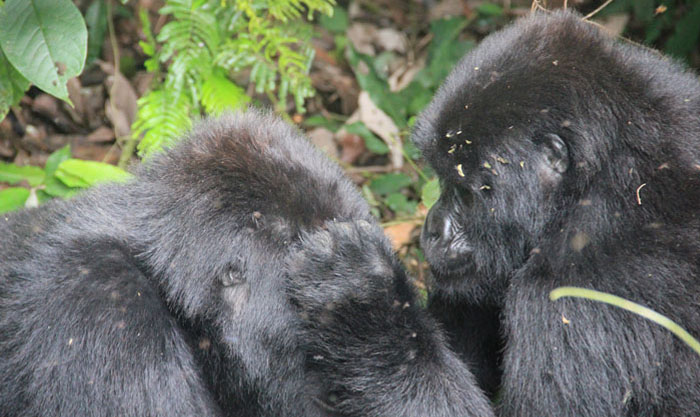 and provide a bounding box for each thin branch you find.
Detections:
[583,0,615,20]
